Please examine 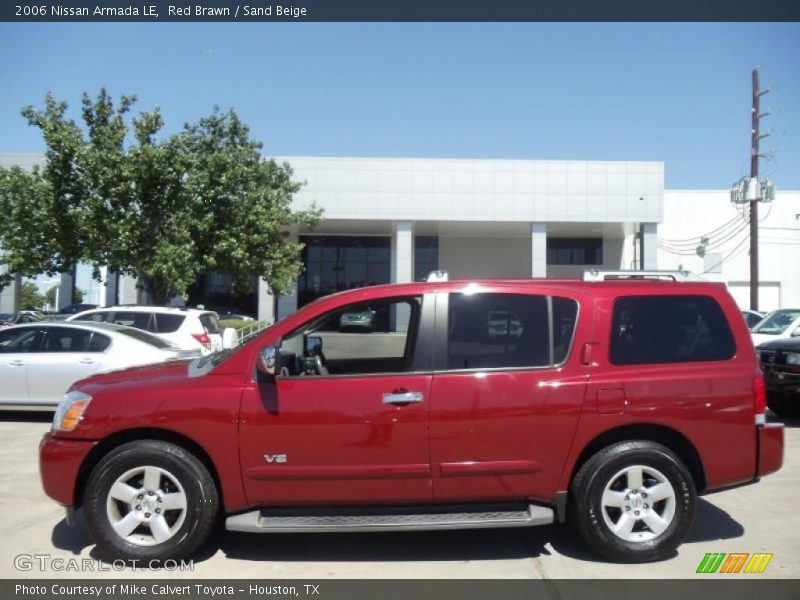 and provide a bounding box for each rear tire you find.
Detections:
[83,440,218,563]
[570,440,696,563]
